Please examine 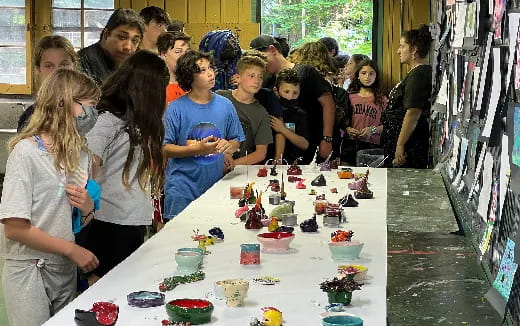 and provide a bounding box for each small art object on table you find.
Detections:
[235,205,249,221]
[268,179,280,192]
[161,320,191,325]
[240,243,261,265]
[127,291,165,308]
[287,157,303,175]
[338,194,358,207]
[328,230,364,261]
[354,170,373,199]
[229,186,244,199]
[330,188,338,193]
[311,174,327,187]
[208,227,224,241]
[257,232,295,252]
[261,306,284,326]
[175,249,203,275]
[296,179,306,189]
[242,183,257,205]
[308,189,317,195]
[253,276,280,285]
[281,213,297,226]
[288,175,302,183]
[318,154,340,171]
[275,225,294,233]
[270,161,278,176]
[314,199,328,215]
[165,299,214,324]
[269,193,281,205]
[337,168,354,179]
[267,217,280,232]
[74,302,119,326]
[315,194,326,201]
[300,214,319,232]
[269,201,294,218]
[319,277,363,306]
[246,193,267,230]
[220,279,250,307]
[159,271,206,292]
[323,204,344,227]
[257,166,268,177]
